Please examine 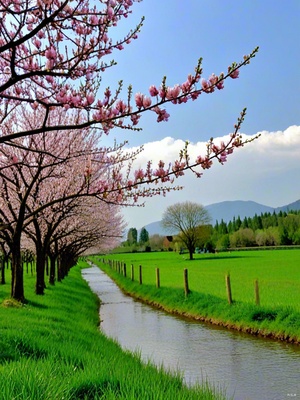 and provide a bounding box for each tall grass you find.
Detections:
[0,261,226,400]
[95,250,300,343]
